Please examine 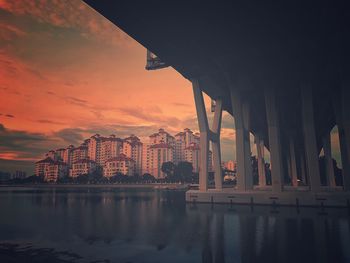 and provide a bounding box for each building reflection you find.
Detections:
[1,188,350,263]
